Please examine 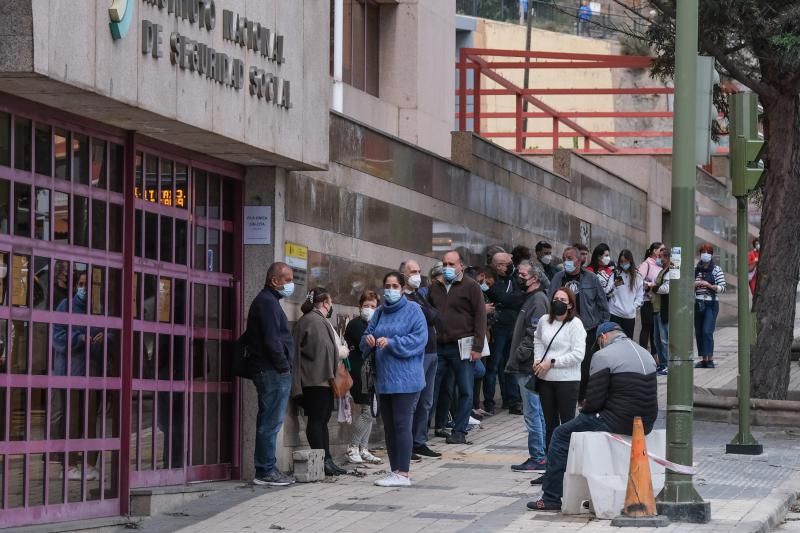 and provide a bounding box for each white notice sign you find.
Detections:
[243,206,272,245]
